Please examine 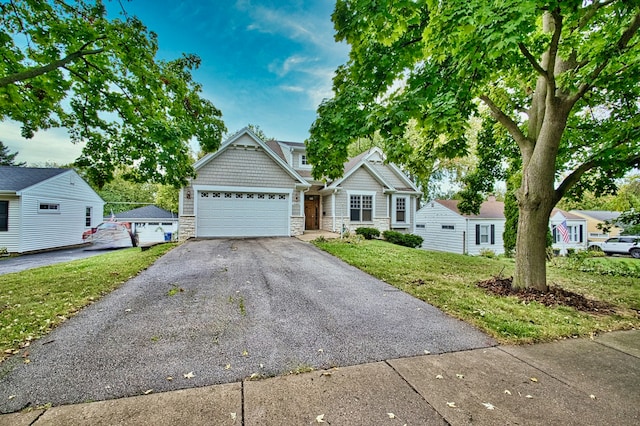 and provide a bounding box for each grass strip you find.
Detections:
[0,244,175,357]
[314,239,640,344]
